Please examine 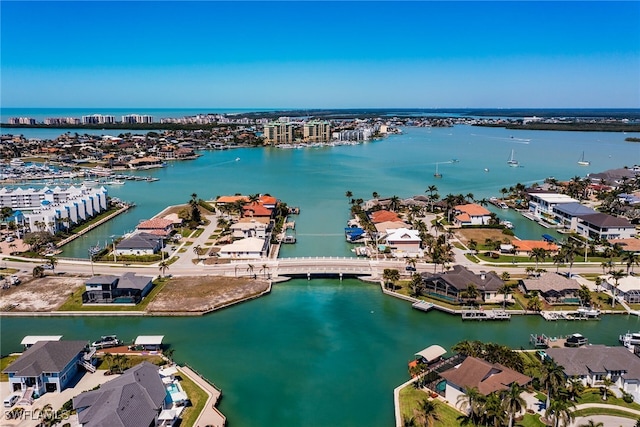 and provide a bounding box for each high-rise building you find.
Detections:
[303,121,331,142]
[263,122,294,145]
